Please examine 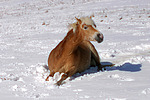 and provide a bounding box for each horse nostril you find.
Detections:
[95,33,104,43]
[97,34,100,38]
[97,34,103,39]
